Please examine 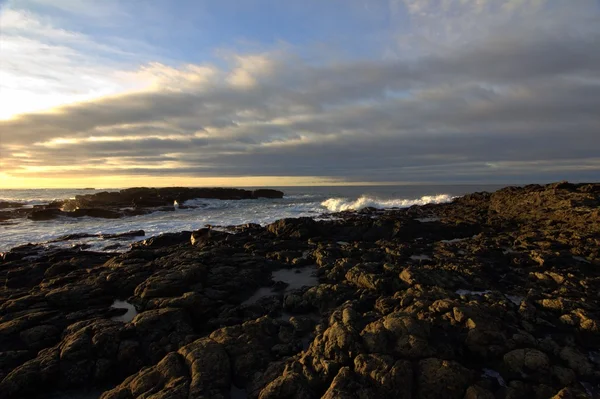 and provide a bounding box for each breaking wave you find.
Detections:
[321,194,454,212]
